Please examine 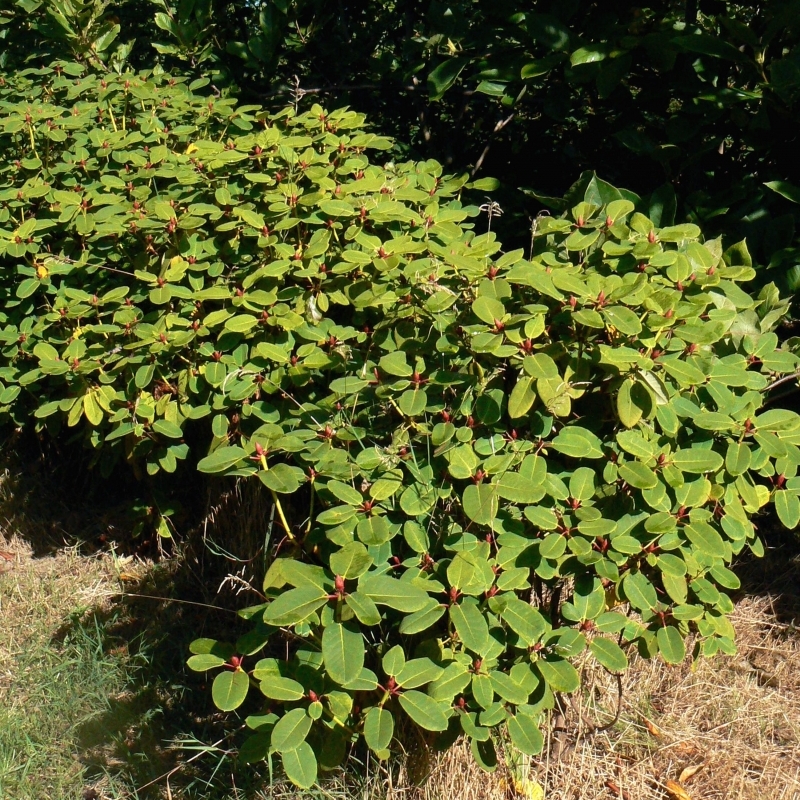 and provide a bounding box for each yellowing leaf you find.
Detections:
[665,780,692,800]
[678,764,705,784]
